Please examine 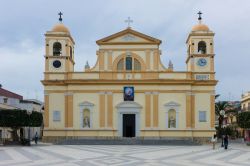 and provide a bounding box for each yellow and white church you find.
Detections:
[42,13,217,143]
